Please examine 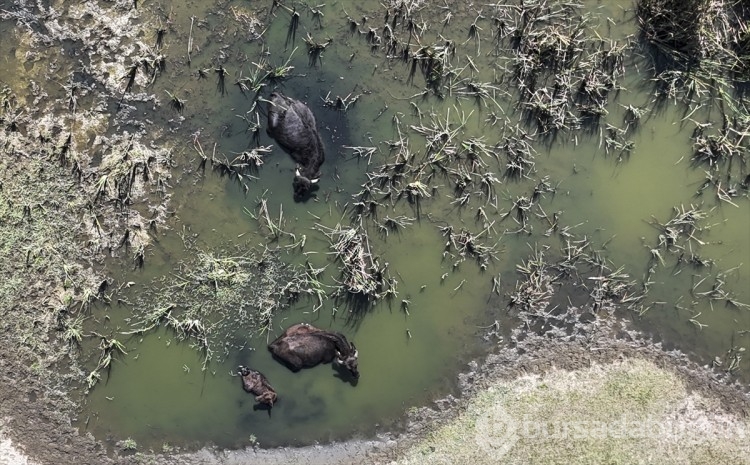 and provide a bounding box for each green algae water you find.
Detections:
[4,0,745,452]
